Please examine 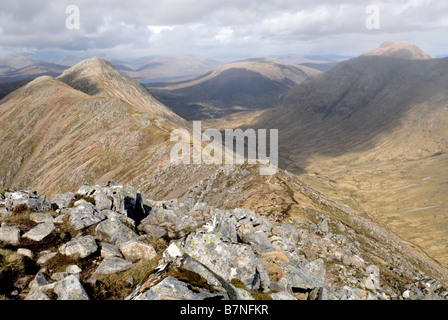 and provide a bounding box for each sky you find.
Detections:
[0,0,447,62]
